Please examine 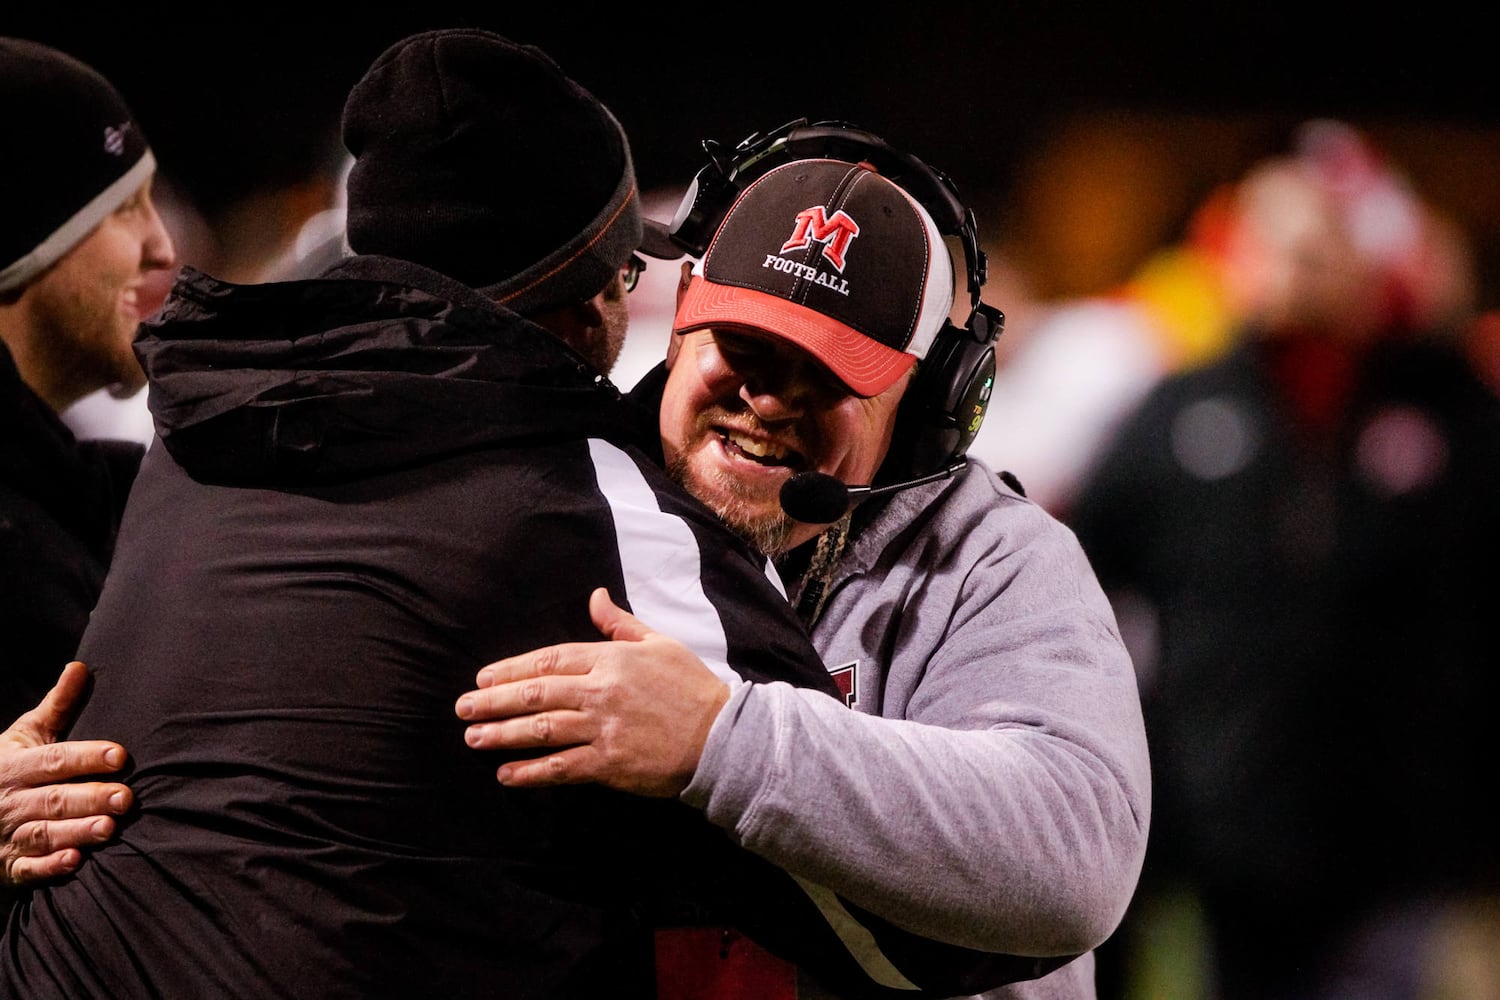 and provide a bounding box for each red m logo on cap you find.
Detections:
[781,207,860,272]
